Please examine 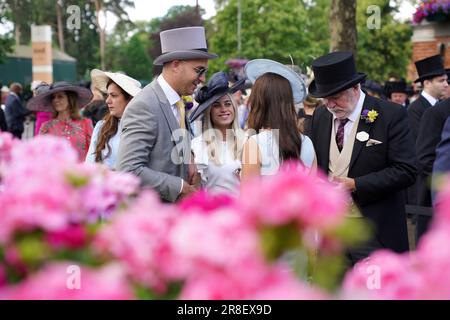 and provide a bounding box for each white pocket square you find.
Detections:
[366,139,383,147]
